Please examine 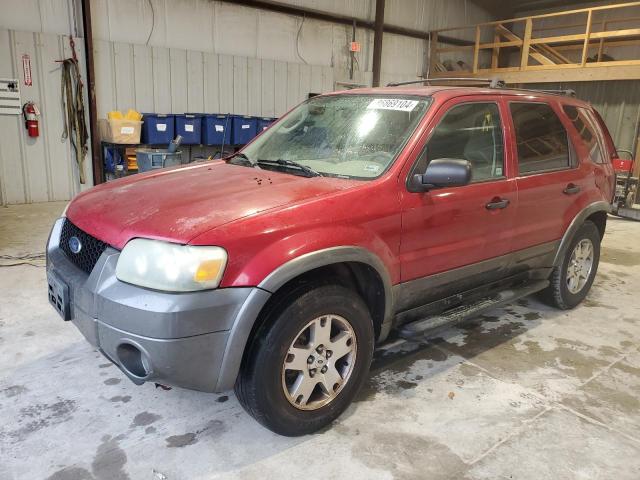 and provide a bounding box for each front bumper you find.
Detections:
[46,218,269,392]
